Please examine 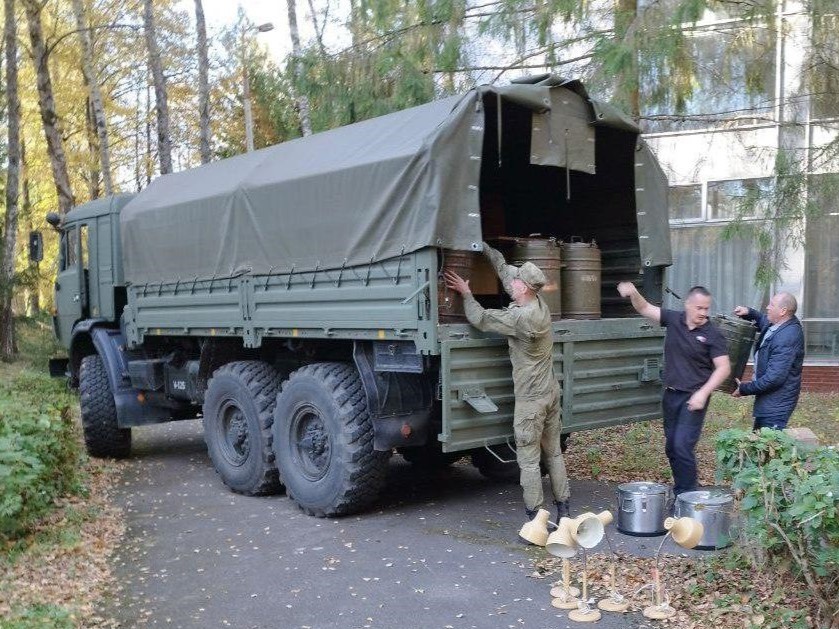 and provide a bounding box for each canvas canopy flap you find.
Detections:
[635,139,673,267]
[121,78,670,286]
[529,88,596,173]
